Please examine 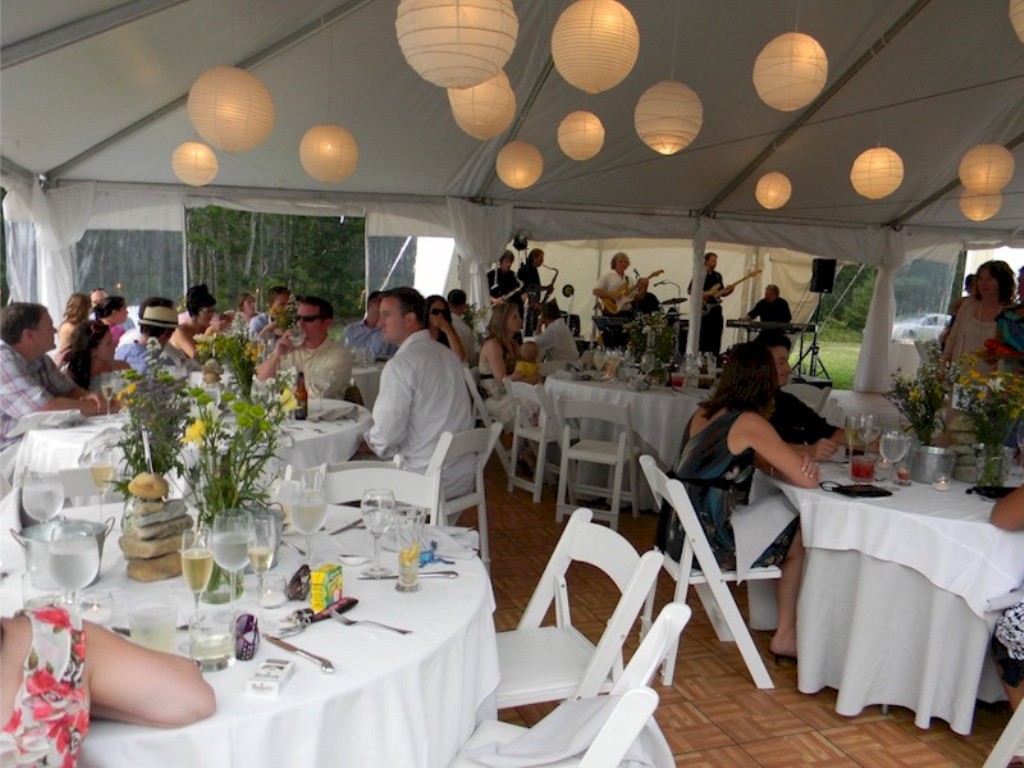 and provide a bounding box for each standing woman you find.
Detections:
[425,295,466,362]
[658,342,819,660]
[63,320,130,392]
[93,296,130,345]
[942,259,1015,373]
[57,293,91,361]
